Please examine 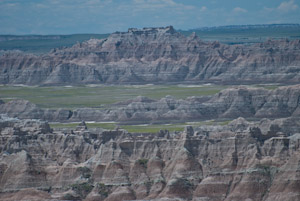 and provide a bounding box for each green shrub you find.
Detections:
[78,166,92,178]
[137,158,148,168]
[71,182,94,198]
[63,193,79,200]
[97,183,109,197]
